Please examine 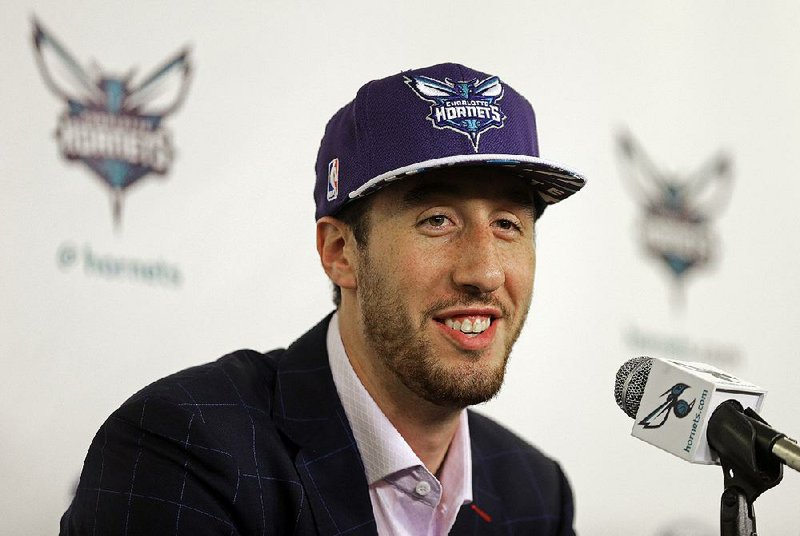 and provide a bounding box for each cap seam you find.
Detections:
[359,82,374,186]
